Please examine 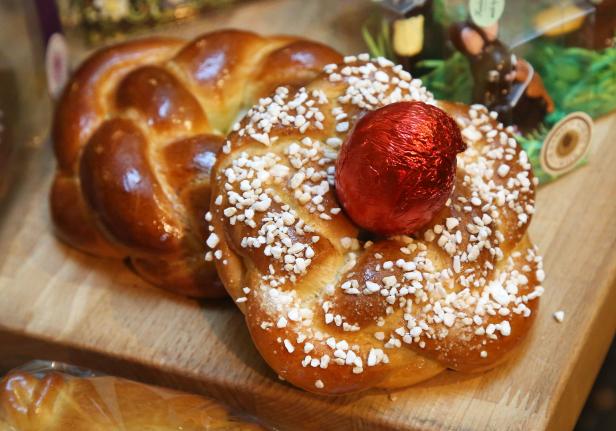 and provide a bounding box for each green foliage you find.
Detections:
[525,43,616,123]
[416,53,473,103]
[432,0,467,27]
[361,18,395,61]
